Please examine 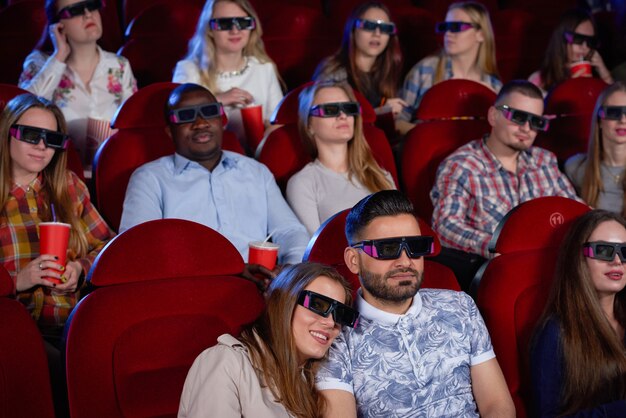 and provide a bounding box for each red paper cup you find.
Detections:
[570,60,592,78]
[240,105,265,152]
[39,222,71,284]
[248,241,279,271]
